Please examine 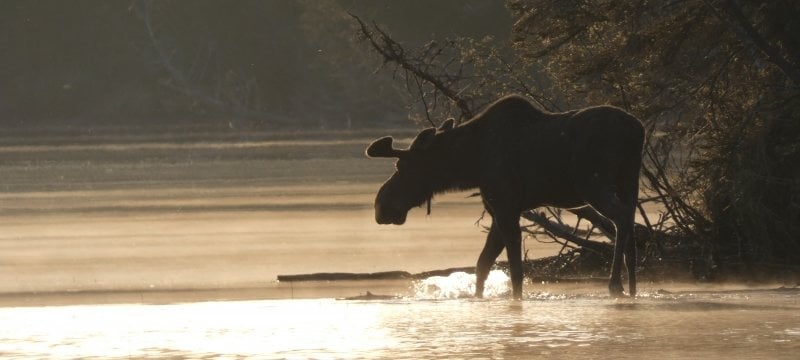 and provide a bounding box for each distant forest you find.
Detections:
[0,0,511,129]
